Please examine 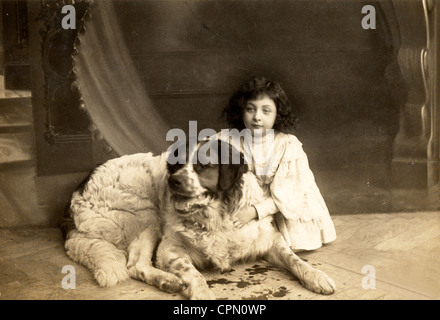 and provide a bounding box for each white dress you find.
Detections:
[220,130,337,251]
